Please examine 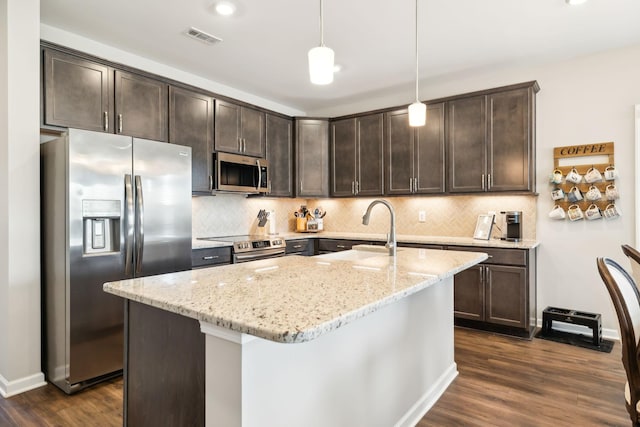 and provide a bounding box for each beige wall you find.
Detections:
[0,0,46,397]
